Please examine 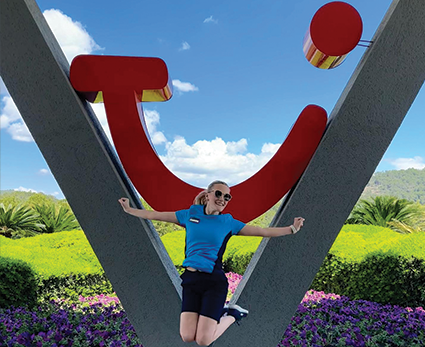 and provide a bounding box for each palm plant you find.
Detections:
[0,203,43,239]
[386,220,422,234]
[346,196,424,233]
[34,203,80,233]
